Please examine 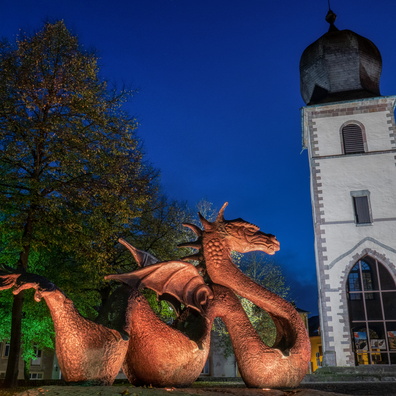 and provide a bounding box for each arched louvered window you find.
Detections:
[342,124,365,154]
